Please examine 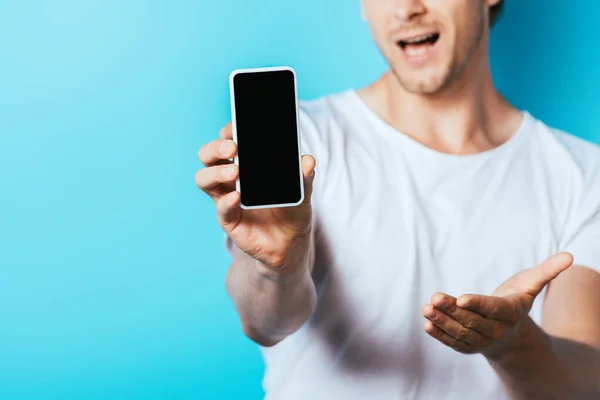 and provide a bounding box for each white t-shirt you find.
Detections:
[224,89,600,400]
